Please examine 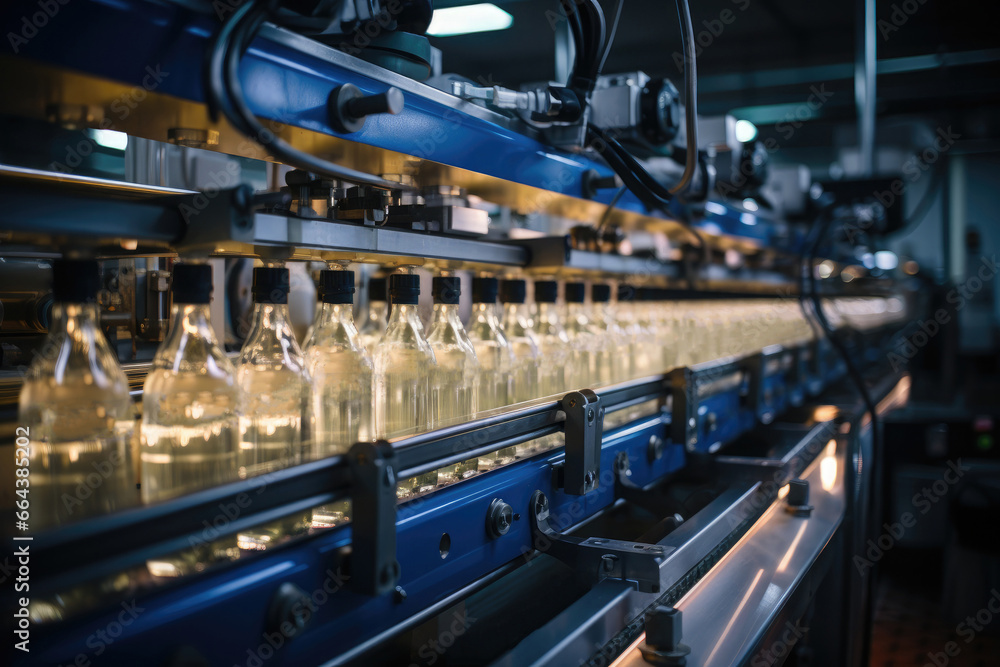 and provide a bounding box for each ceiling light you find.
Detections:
[734,119,758,143]
[427,4,513,37]
[88,129,128,151]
